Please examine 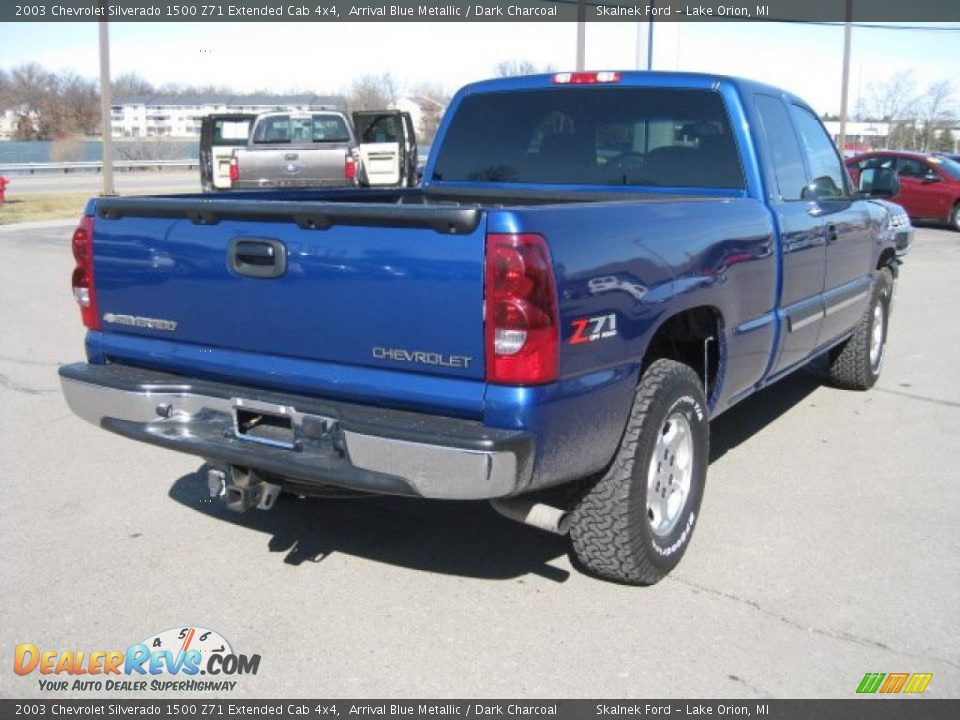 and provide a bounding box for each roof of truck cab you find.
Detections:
[456,71,815,112]
[253,109,345,118]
